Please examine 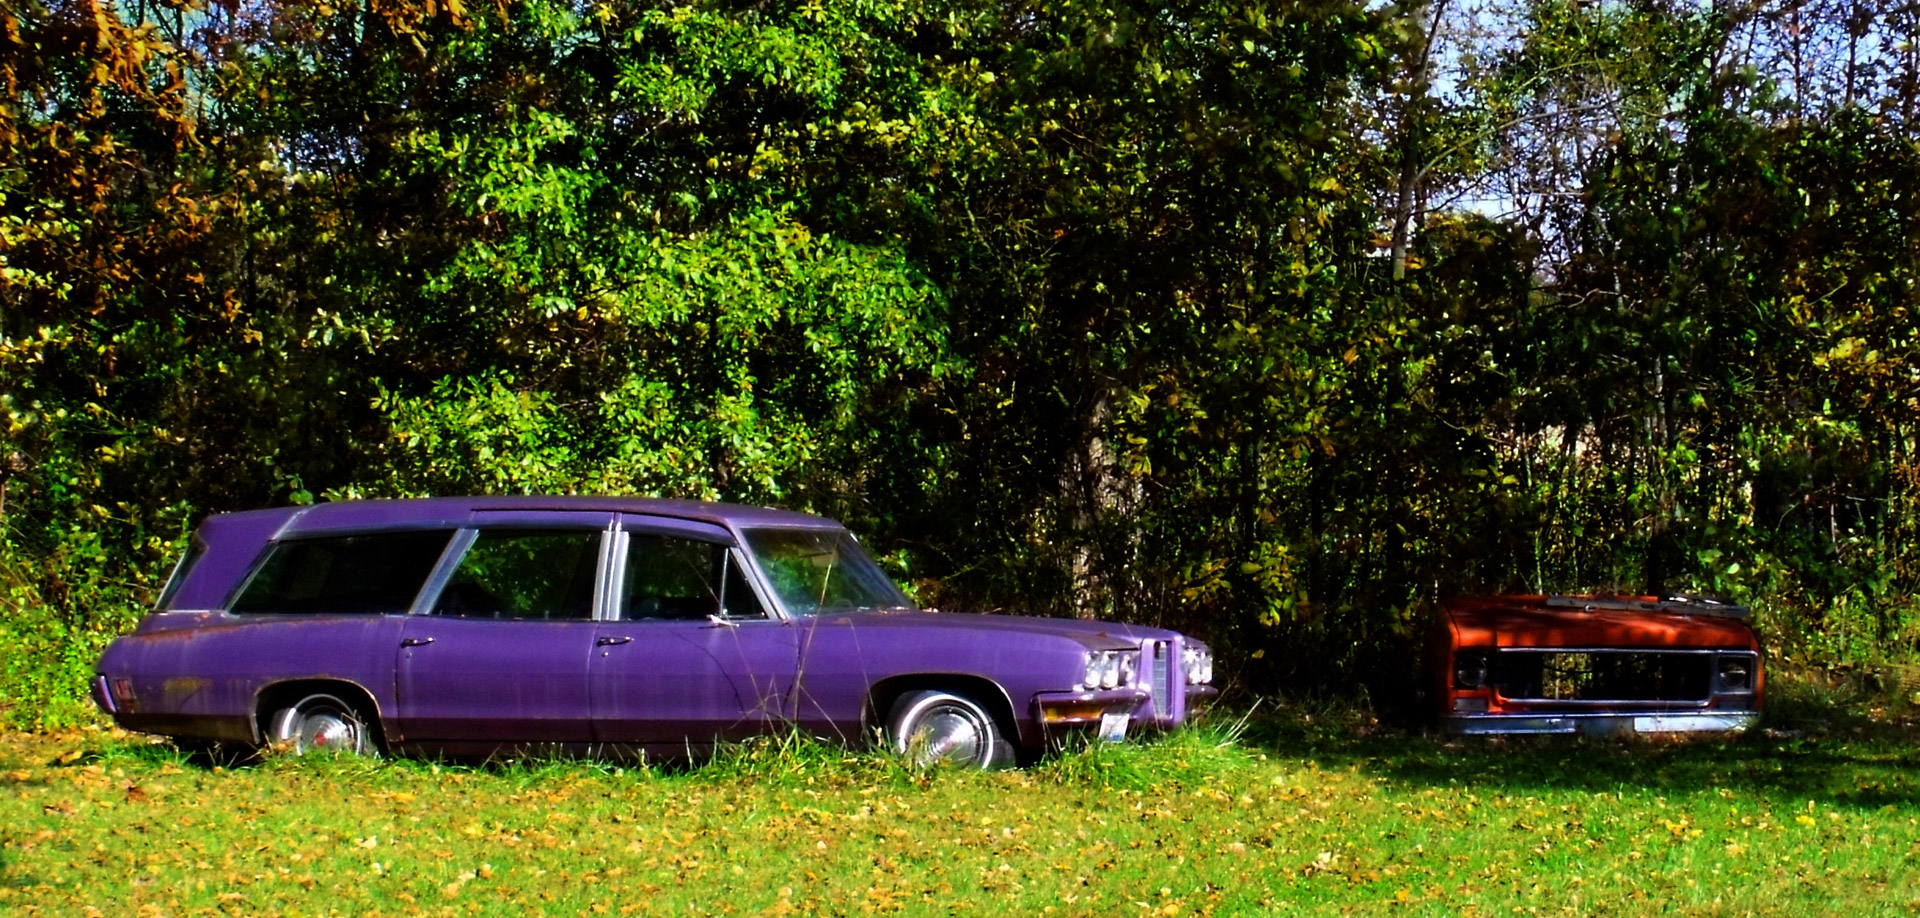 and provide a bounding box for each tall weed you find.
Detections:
[1034,721,1257,791]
